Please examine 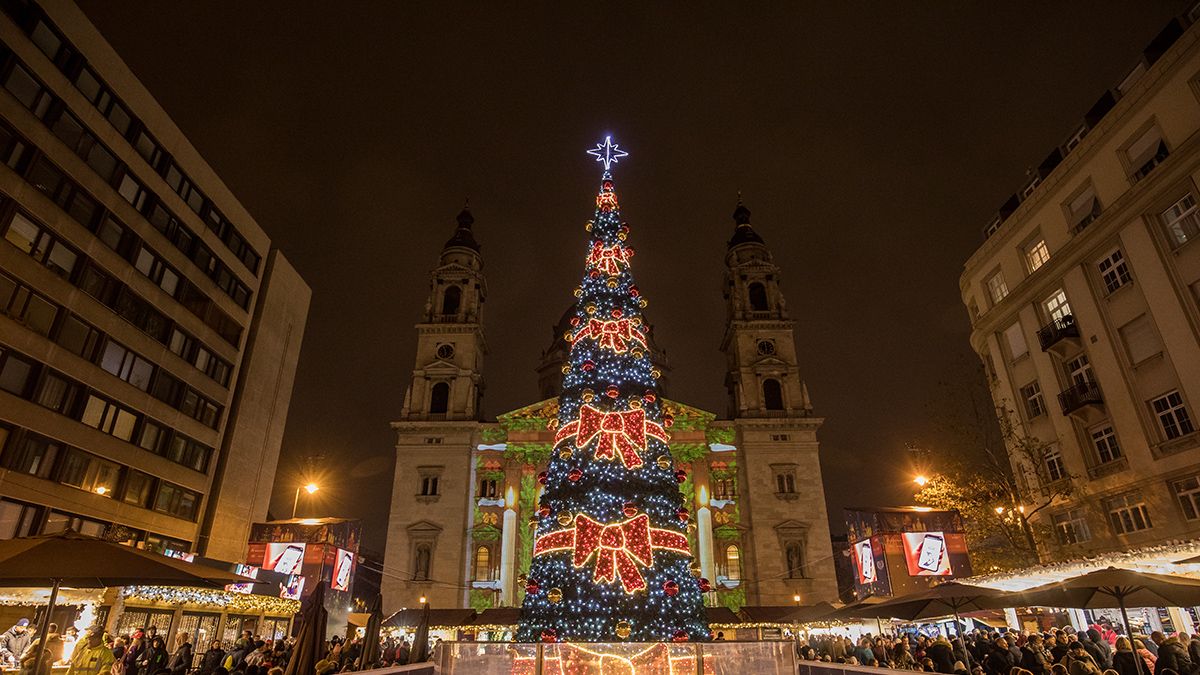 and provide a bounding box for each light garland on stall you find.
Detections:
[122,586,300,615]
